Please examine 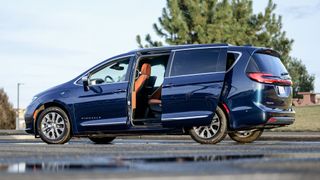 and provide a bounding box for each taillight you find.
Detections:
[247,72,292,86]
